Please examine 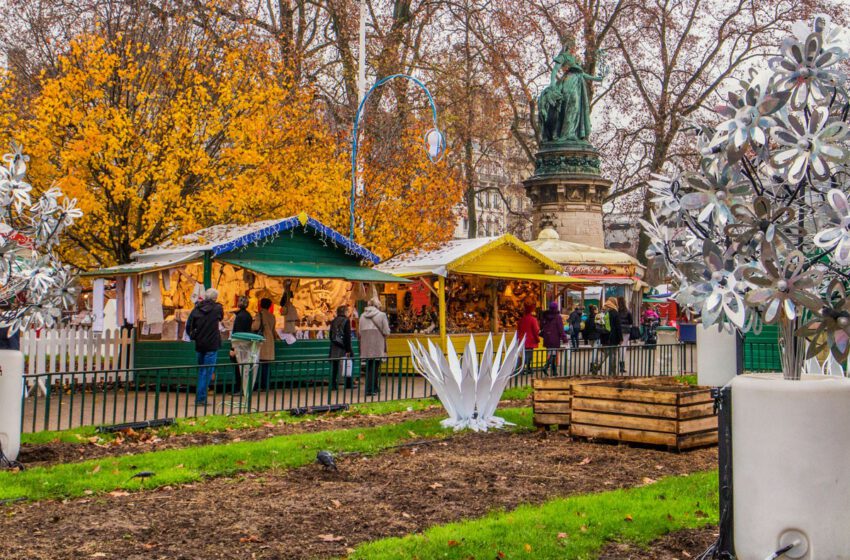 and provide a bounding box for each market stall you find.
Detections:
[376,234,586,353]
[84,213,407,372]
[527,228,646,311]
